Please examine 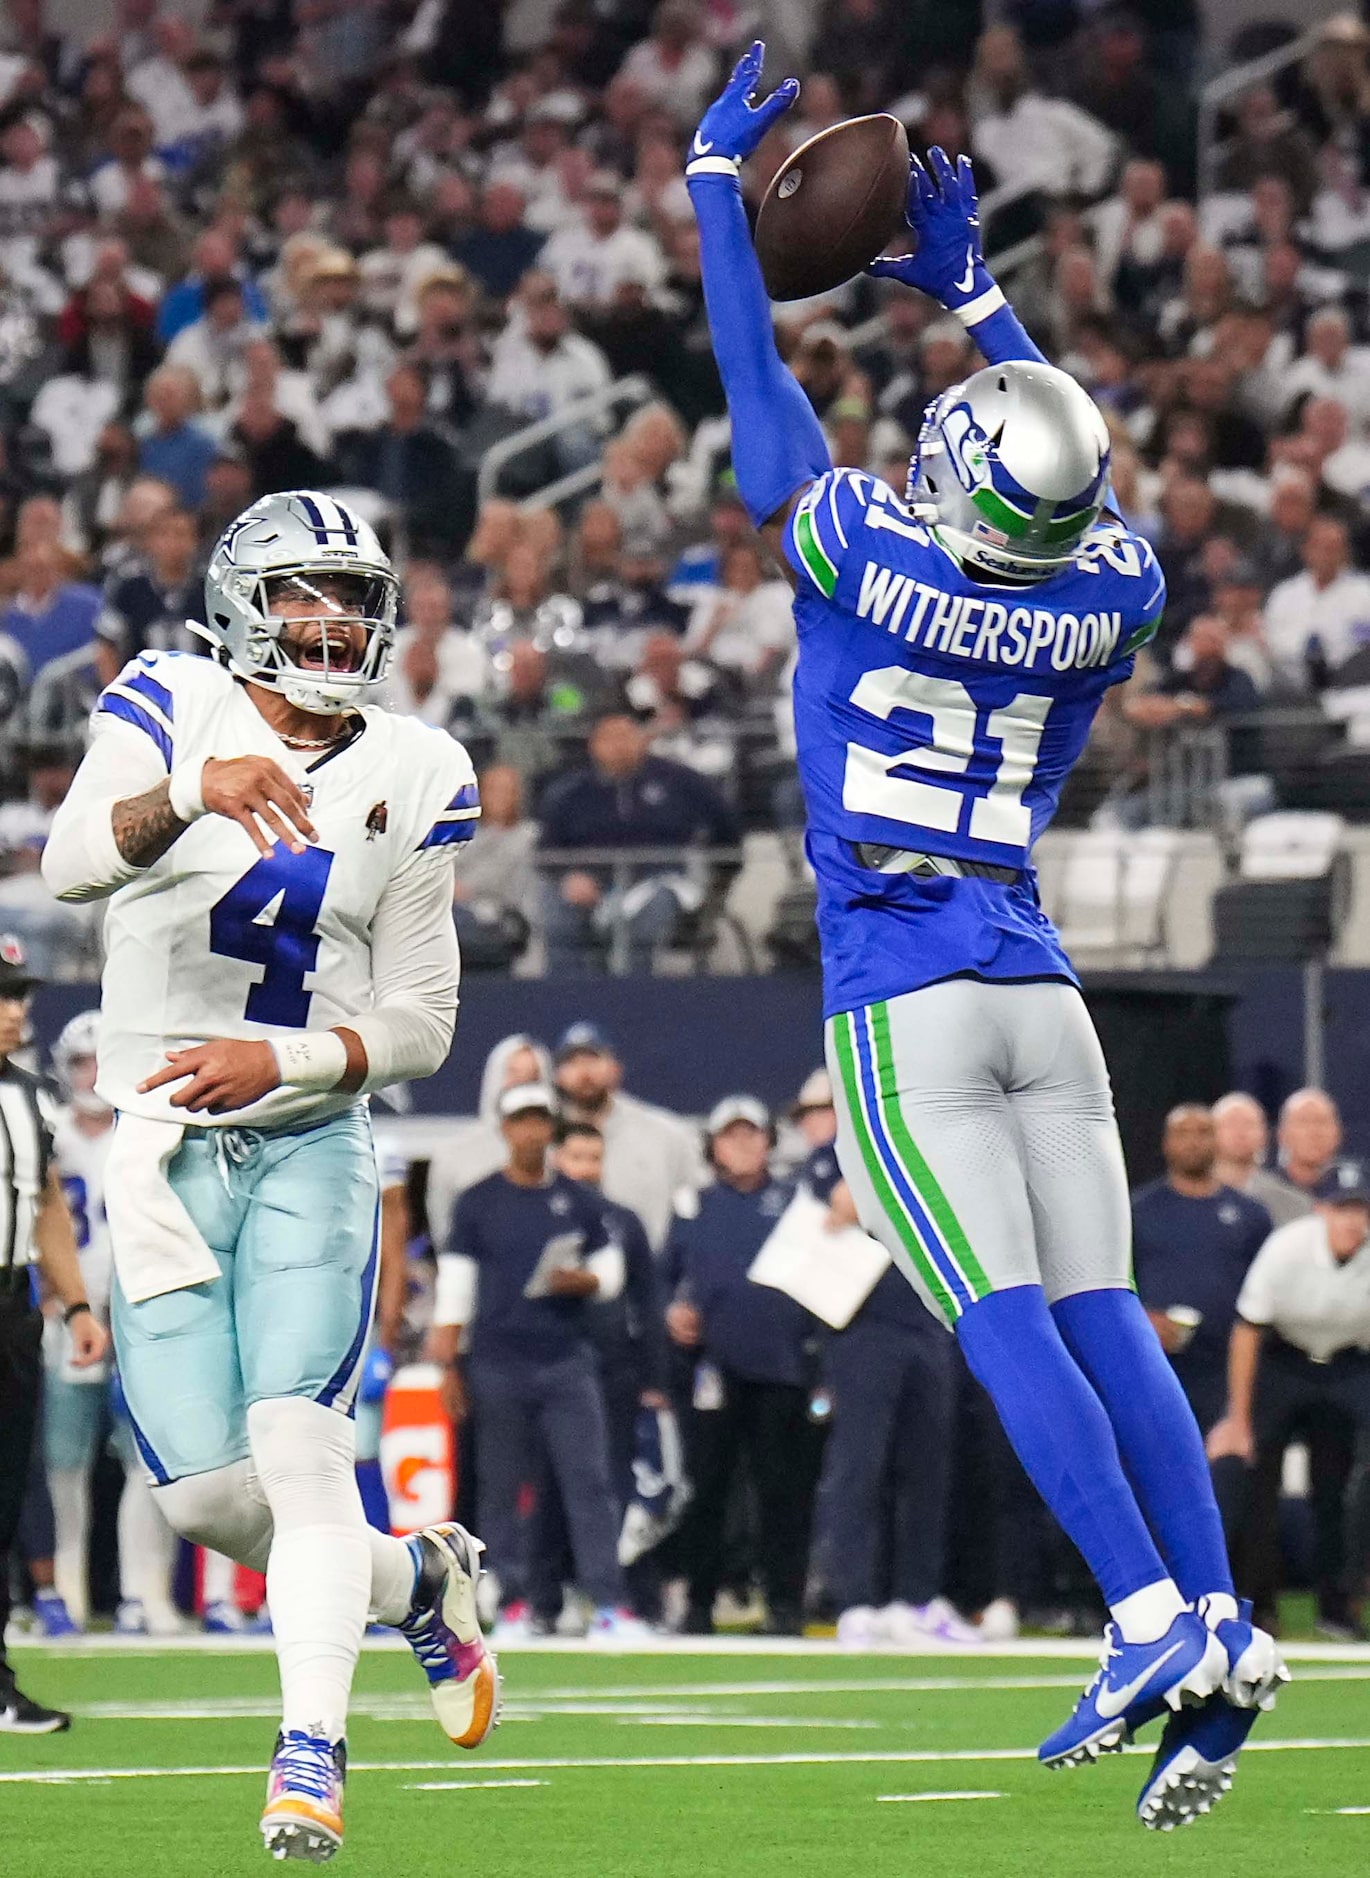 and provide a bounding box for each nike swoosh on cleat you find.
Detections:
[954,252,976,293]
[1095,1641,1187,1720]
[693,133,715,155]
